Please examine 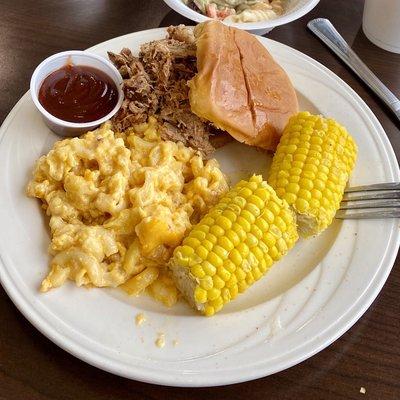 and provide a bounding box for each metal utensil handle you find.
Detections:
[308,18,400,122]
